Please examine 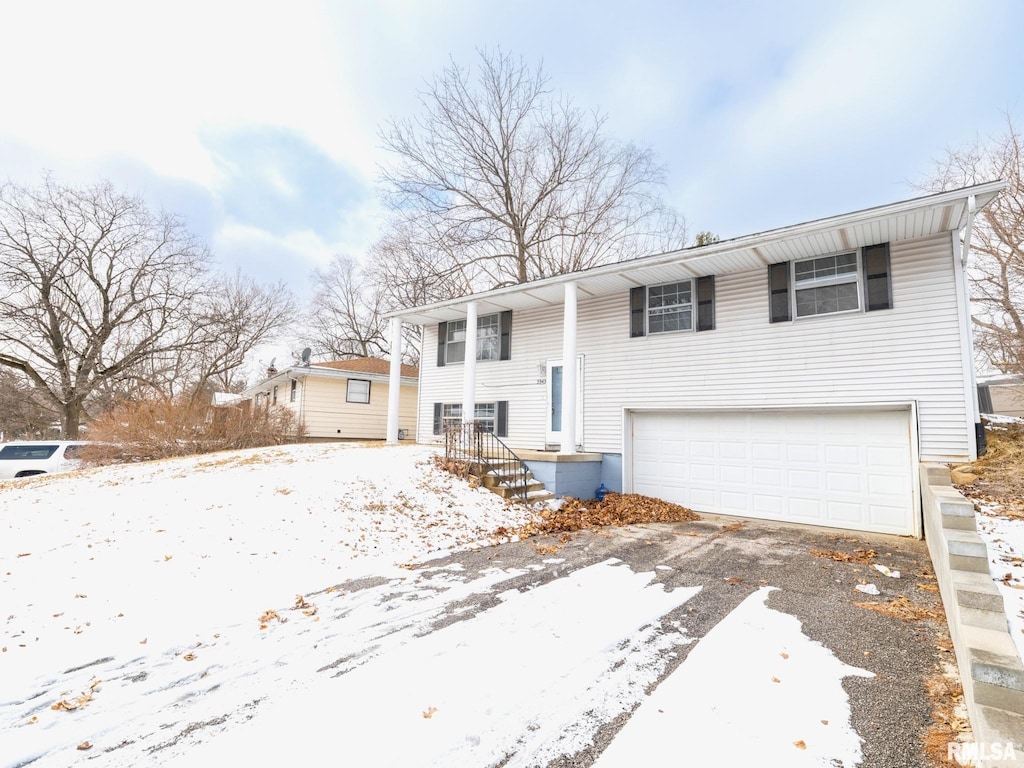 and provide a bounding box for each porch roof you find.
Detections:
[385,181,1004,326]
